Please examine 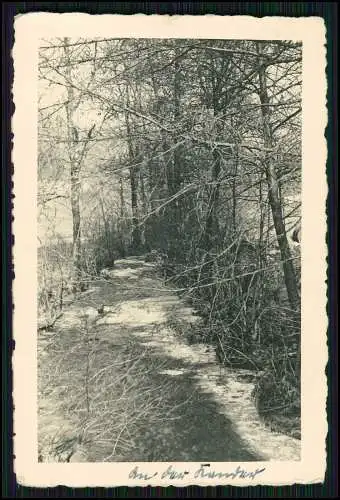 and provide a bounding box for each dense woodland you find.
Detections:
[38,38,302,432]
